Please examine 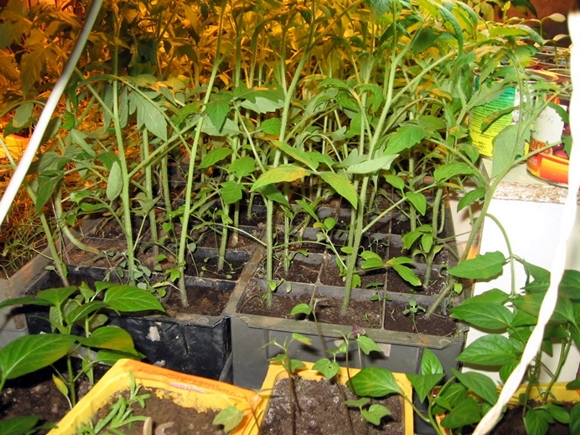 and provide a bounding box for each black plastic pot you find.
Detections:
[20,267,234,381]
